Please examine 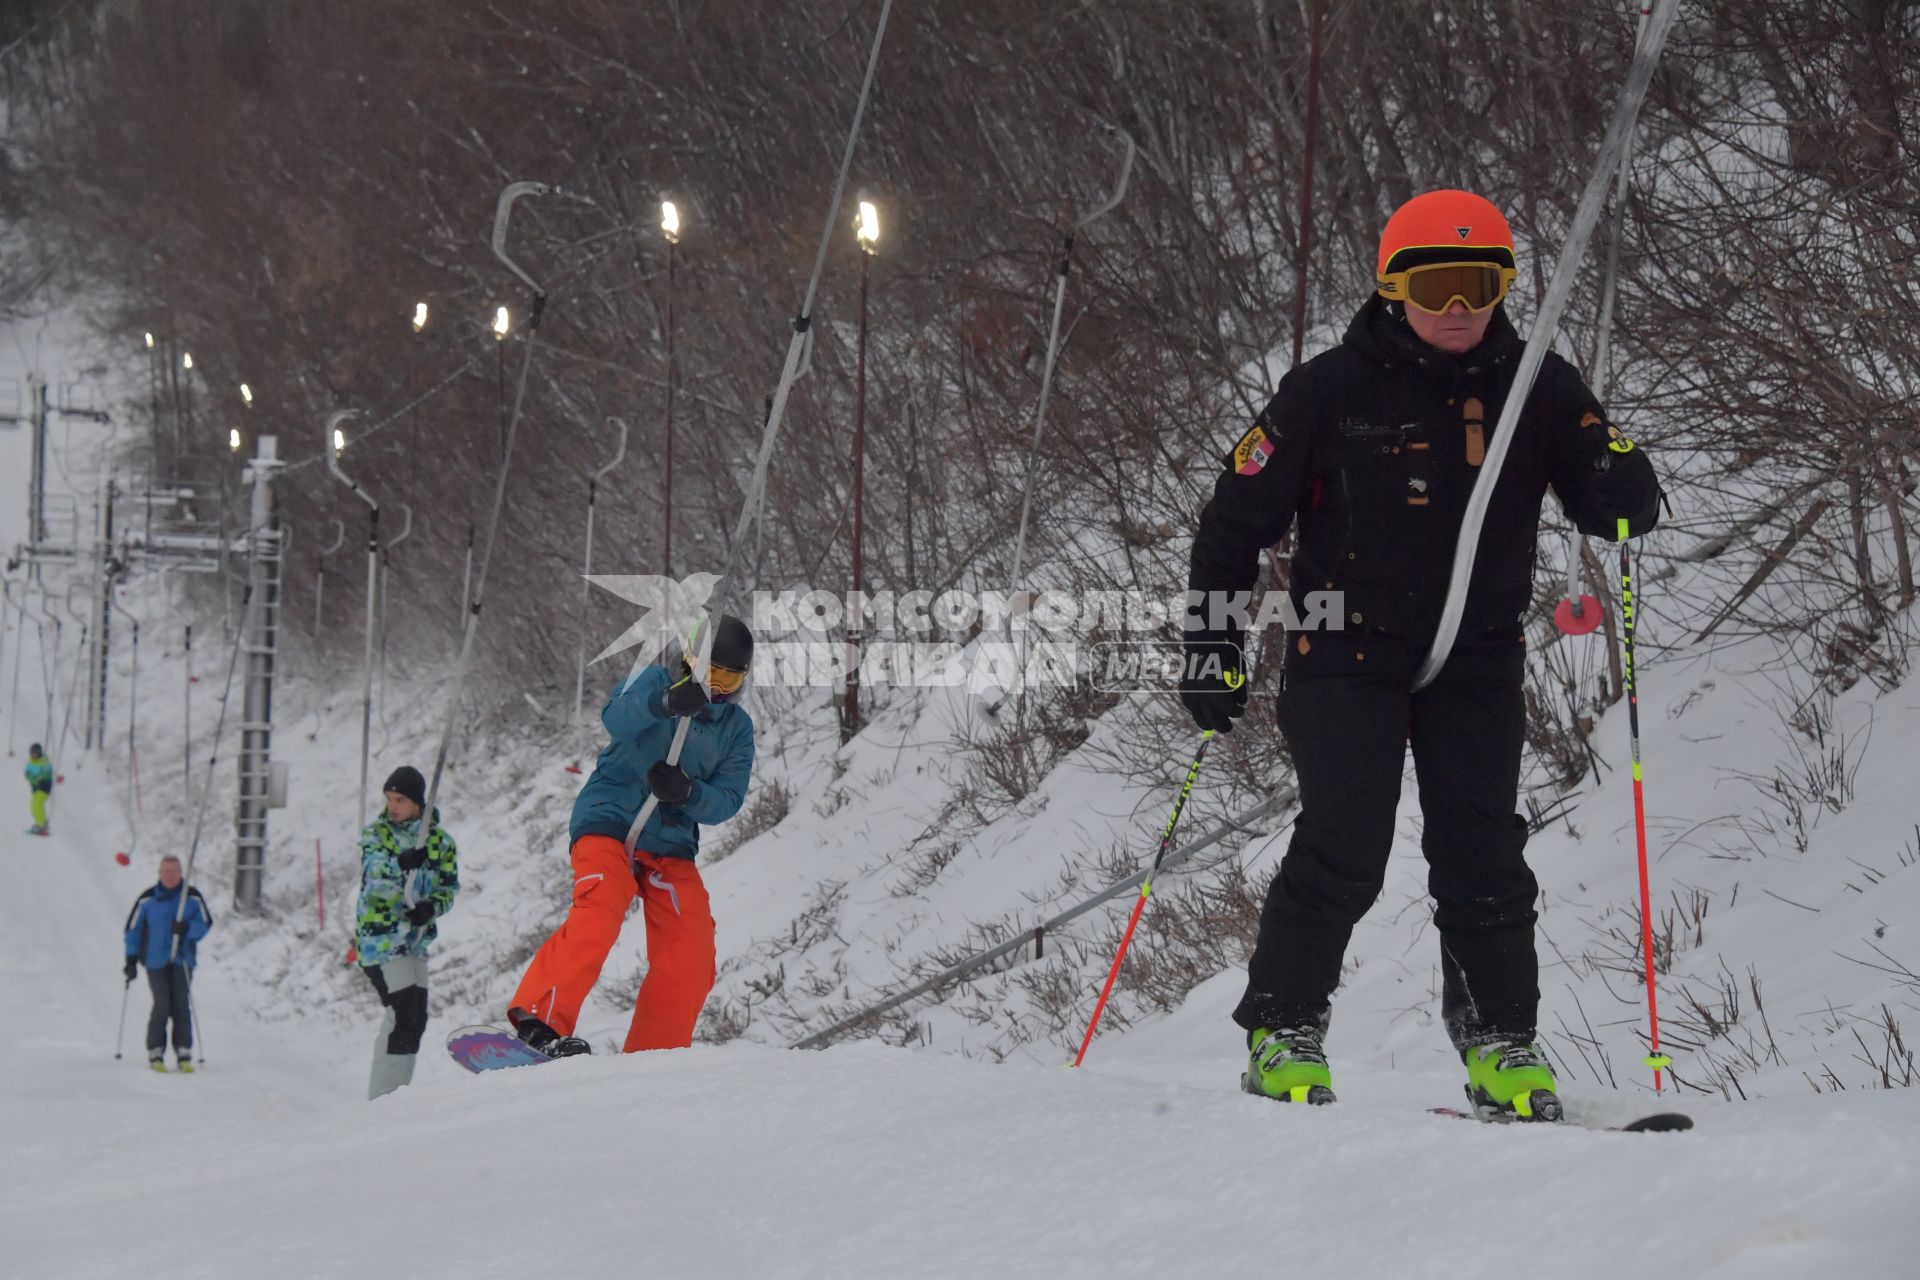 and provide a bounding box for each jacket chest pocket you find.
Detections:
[1334,426,1419,568]
[1330,424,1430,638]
